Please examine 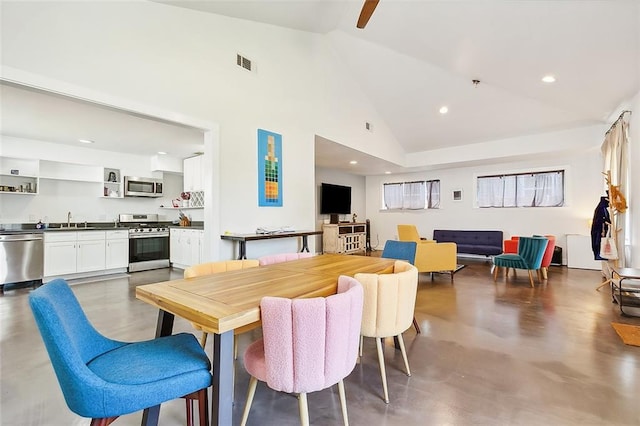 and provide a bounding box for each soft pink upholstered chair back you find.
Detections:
[258,275,363,394]
[355,260,419,338]
[258,252,313,266]
[184,259,259,278]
